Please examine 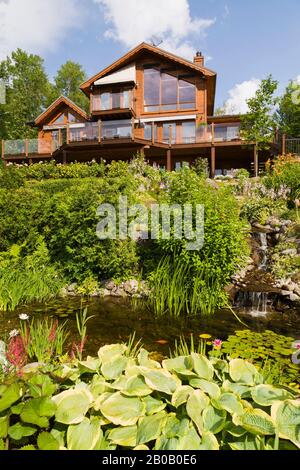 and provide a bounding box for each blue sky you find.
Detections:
[1,0,299,111]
